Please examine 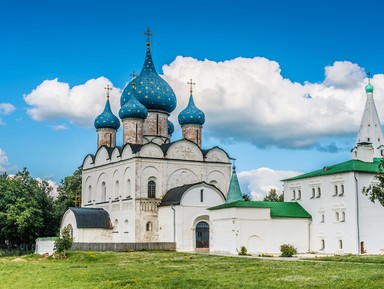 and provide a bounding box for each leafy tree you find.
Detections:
[54,225,73,258]
[54,167,82,220]
[363,158,384,206]
[242,193,251,201]
[263,188,284,202]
